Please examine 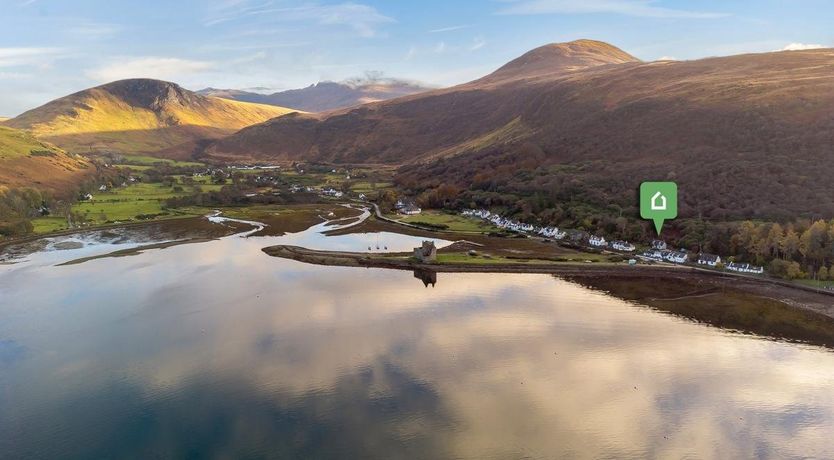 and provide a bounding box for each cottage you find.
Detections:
[358,193,367,200]
[98,185,107,192]
[665,251,689,264]
[611,240,636,252]
[413,241,437,263]
[726,262,764,274]
[641,249,664,261]
[400,205,422,215]
[589,235,607,247]
[651,239,667,250]
[697,253,721,267]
